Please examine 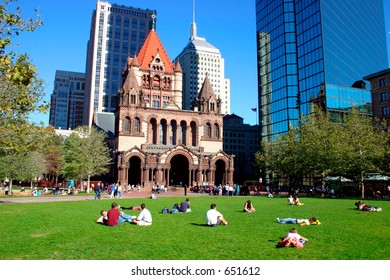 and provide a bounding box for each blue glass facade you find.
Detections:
[256,0,388,141]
